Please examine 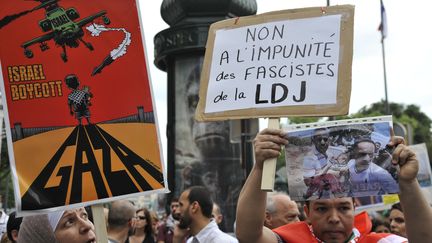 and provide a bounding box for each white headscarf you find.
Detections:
[47,210,65,232]
[18,210,64,243]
